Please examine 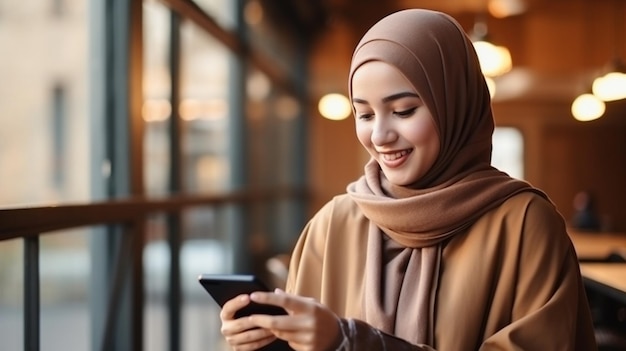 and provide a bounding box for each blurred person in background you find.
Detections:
[571,190,602,232]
